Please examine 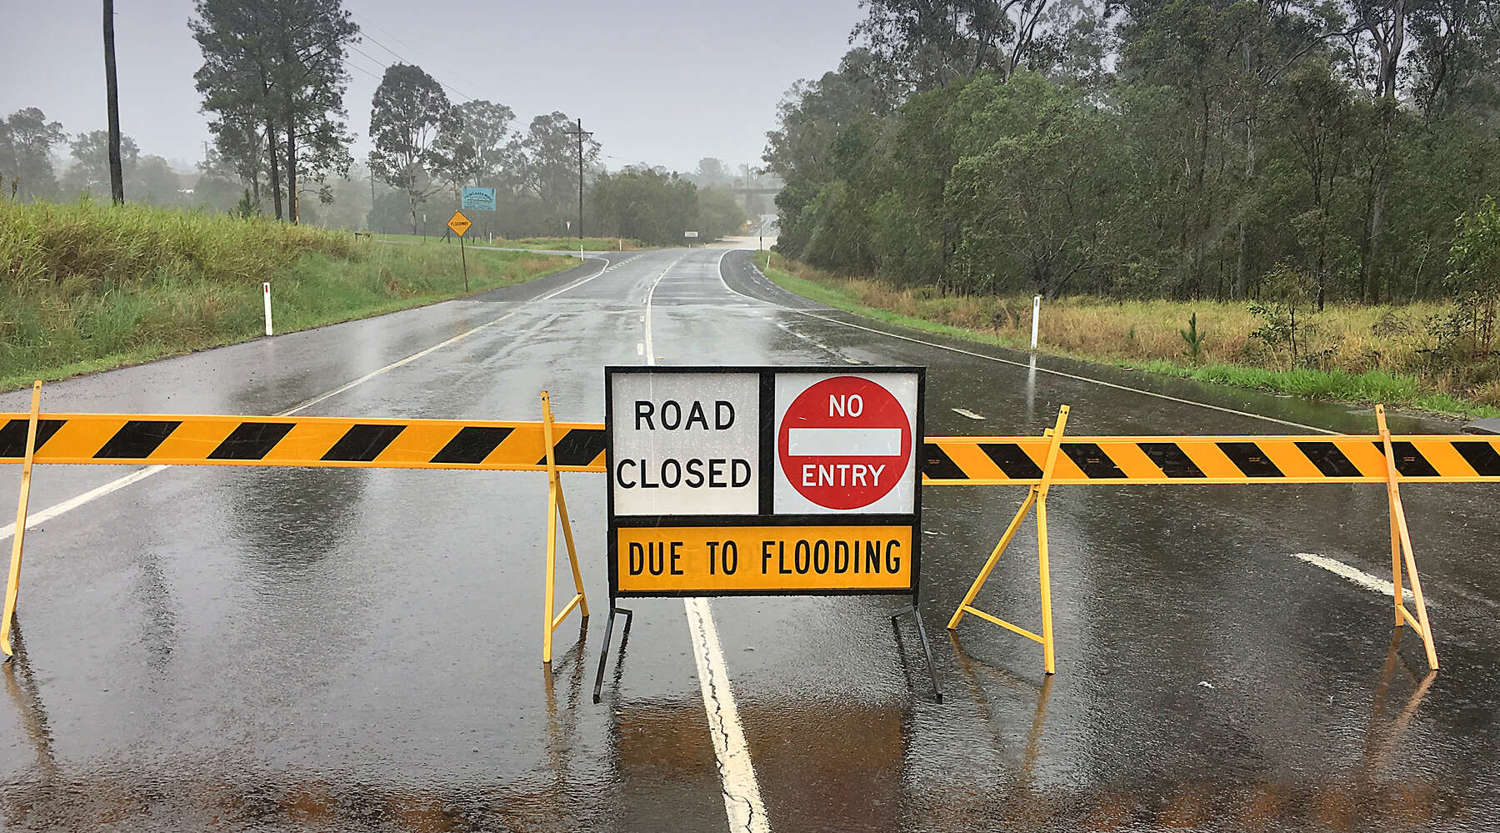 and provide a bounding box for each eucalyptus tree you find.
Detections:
[369,63,451,233]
